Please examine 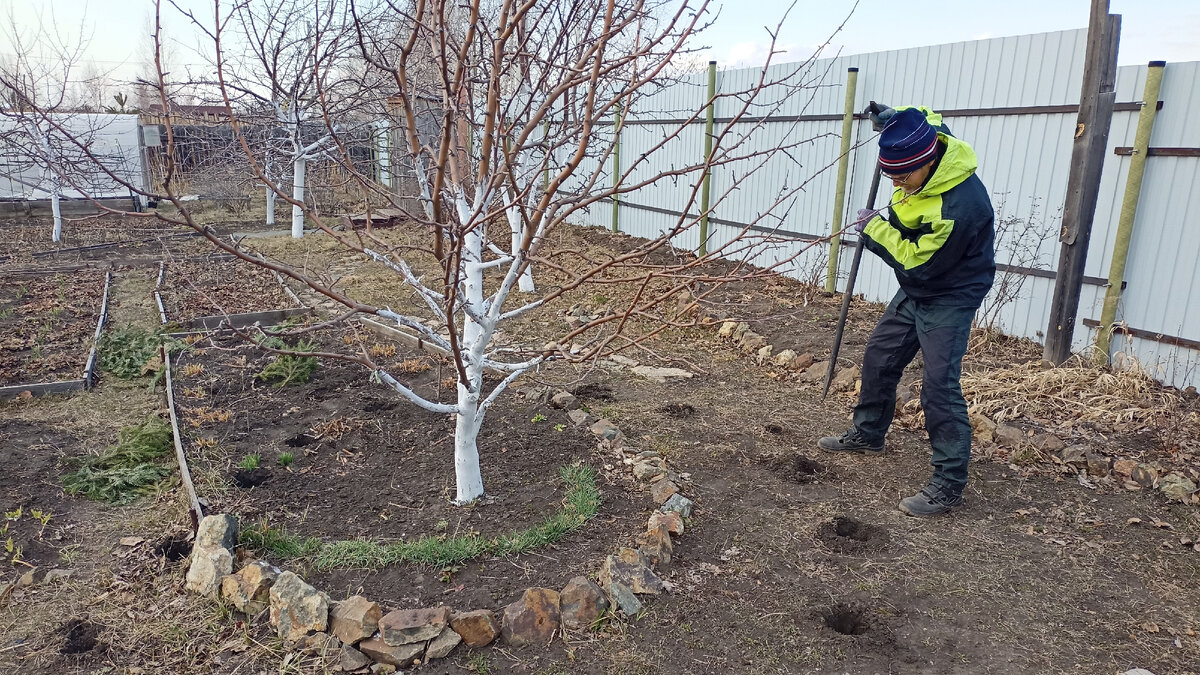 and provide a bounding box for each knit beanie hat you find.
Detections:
[878,107,938,175]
